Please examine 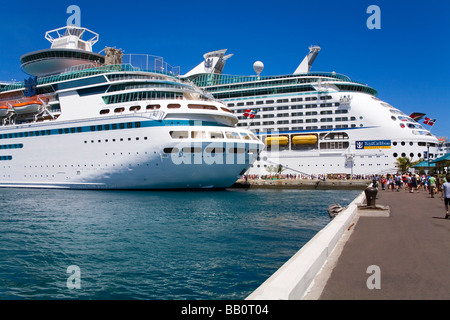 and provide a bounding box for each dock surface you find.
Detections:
[317,187,450,300]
